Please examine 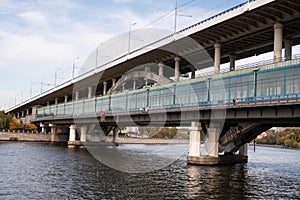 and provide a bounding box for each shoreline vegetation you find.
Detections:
[255,128,300,149]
